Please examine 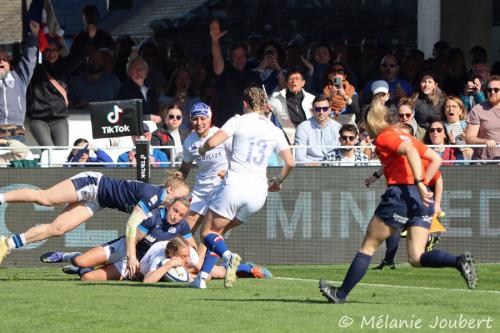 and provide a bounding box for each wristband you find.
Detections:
[415,178,424,184]
[372,171,381,179]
